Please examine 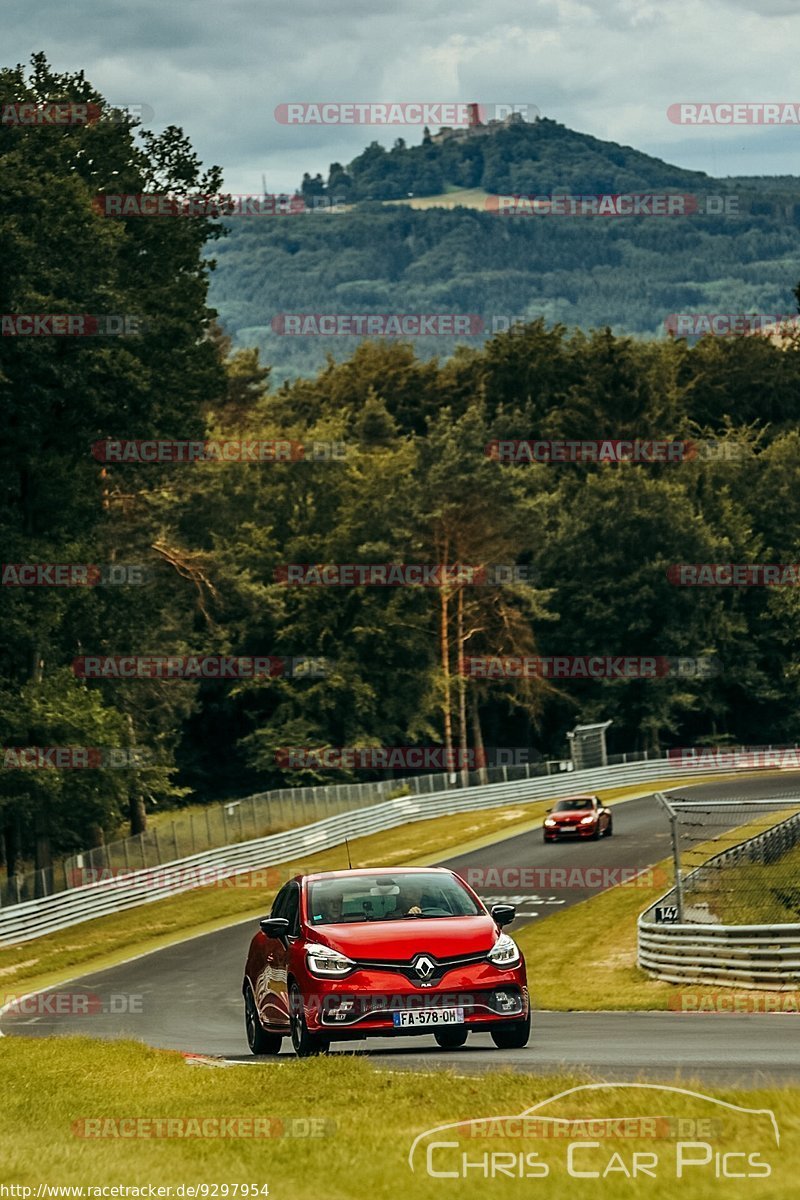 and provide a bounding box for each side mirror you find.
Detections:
[545,807,552,814]
[259,916,290,941]
[490,903,516,928]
